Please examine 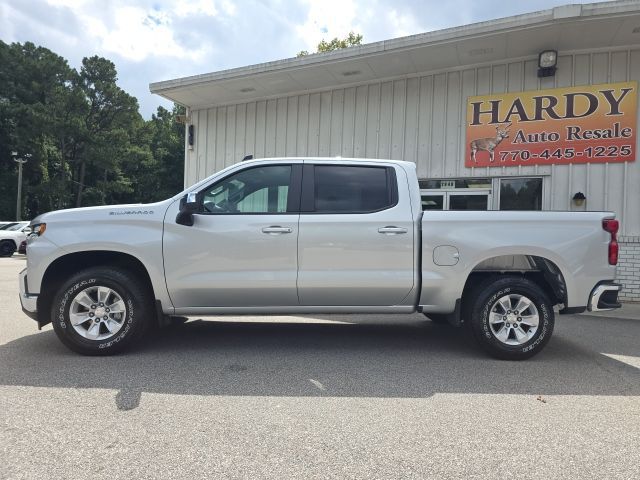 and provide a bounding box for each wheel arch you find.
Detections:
[461,254,569,315]
[38,250,156,327]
